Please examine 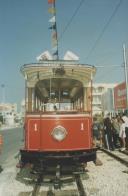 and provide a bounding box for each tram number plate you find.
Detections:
[80,123,84,131]
[34,123,38,131]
